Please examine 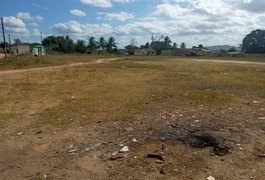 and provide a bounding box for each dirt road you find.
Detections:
[175,58,265,65]
[0,58,122,75]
